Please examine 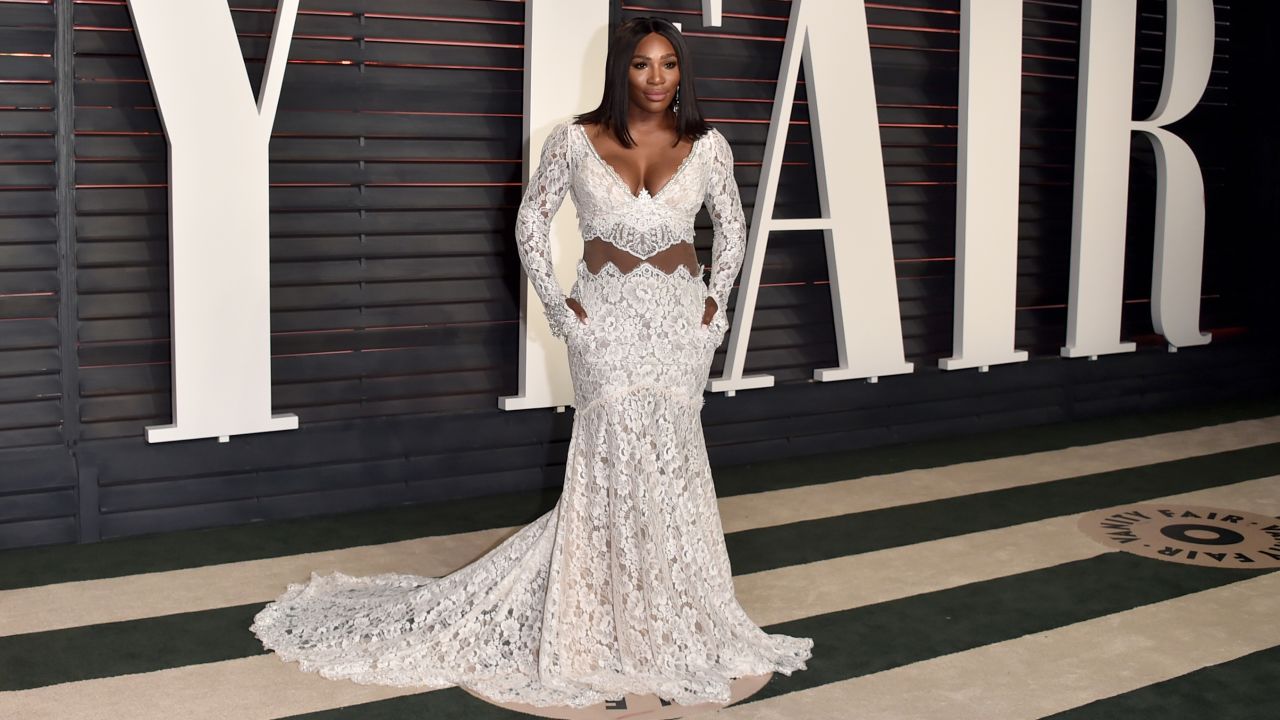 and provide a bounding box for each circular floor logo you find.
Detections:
[1079,504,1280,569]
